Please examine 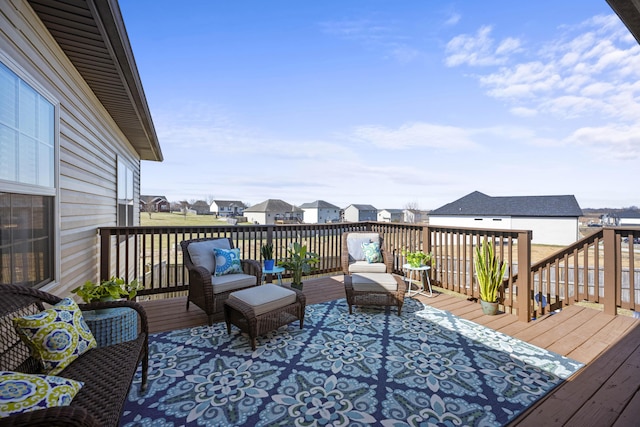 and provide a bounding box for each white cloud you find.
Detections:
[349,122,478,150]
[510,106,537,117]
[445,26,522,67]
[470,14,640,125]
[564,125,640,160]
[444,12,461,27]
